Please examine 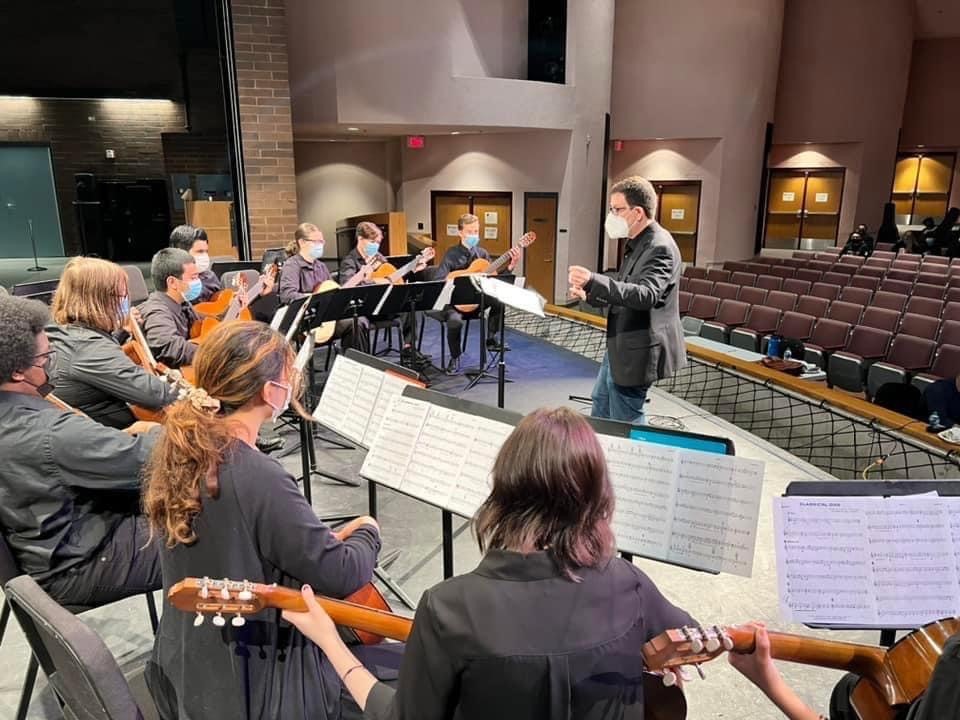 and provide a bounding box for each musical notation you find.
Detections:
[359,396,430,490]
[774,496,960,627]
